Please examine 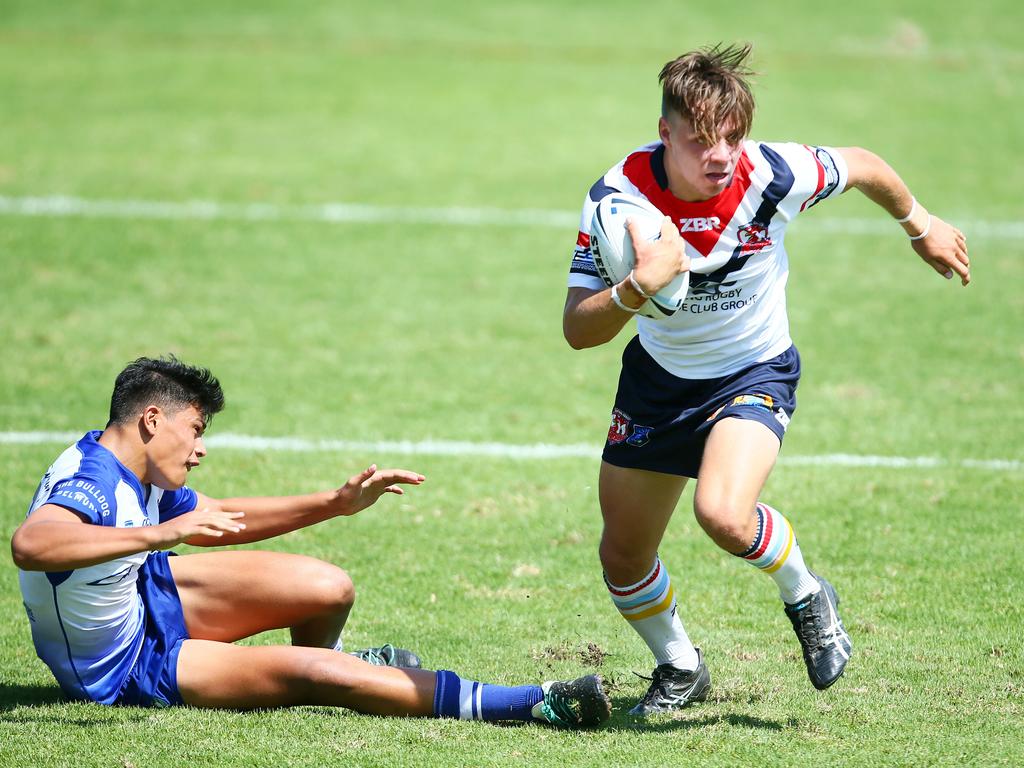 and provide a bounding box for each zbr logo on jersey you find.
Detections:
[737,222,772,252]
[678,216,720,233]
